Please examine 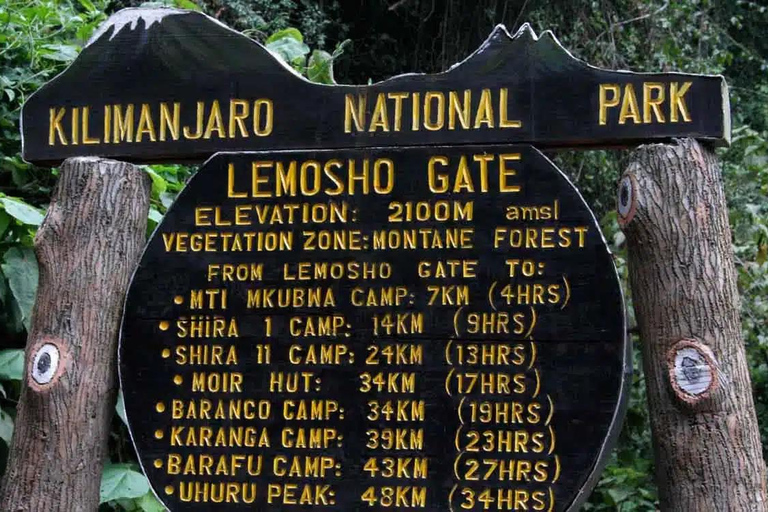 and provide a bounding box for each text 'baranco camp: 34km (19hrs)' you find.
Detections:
[119,144,629,511]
